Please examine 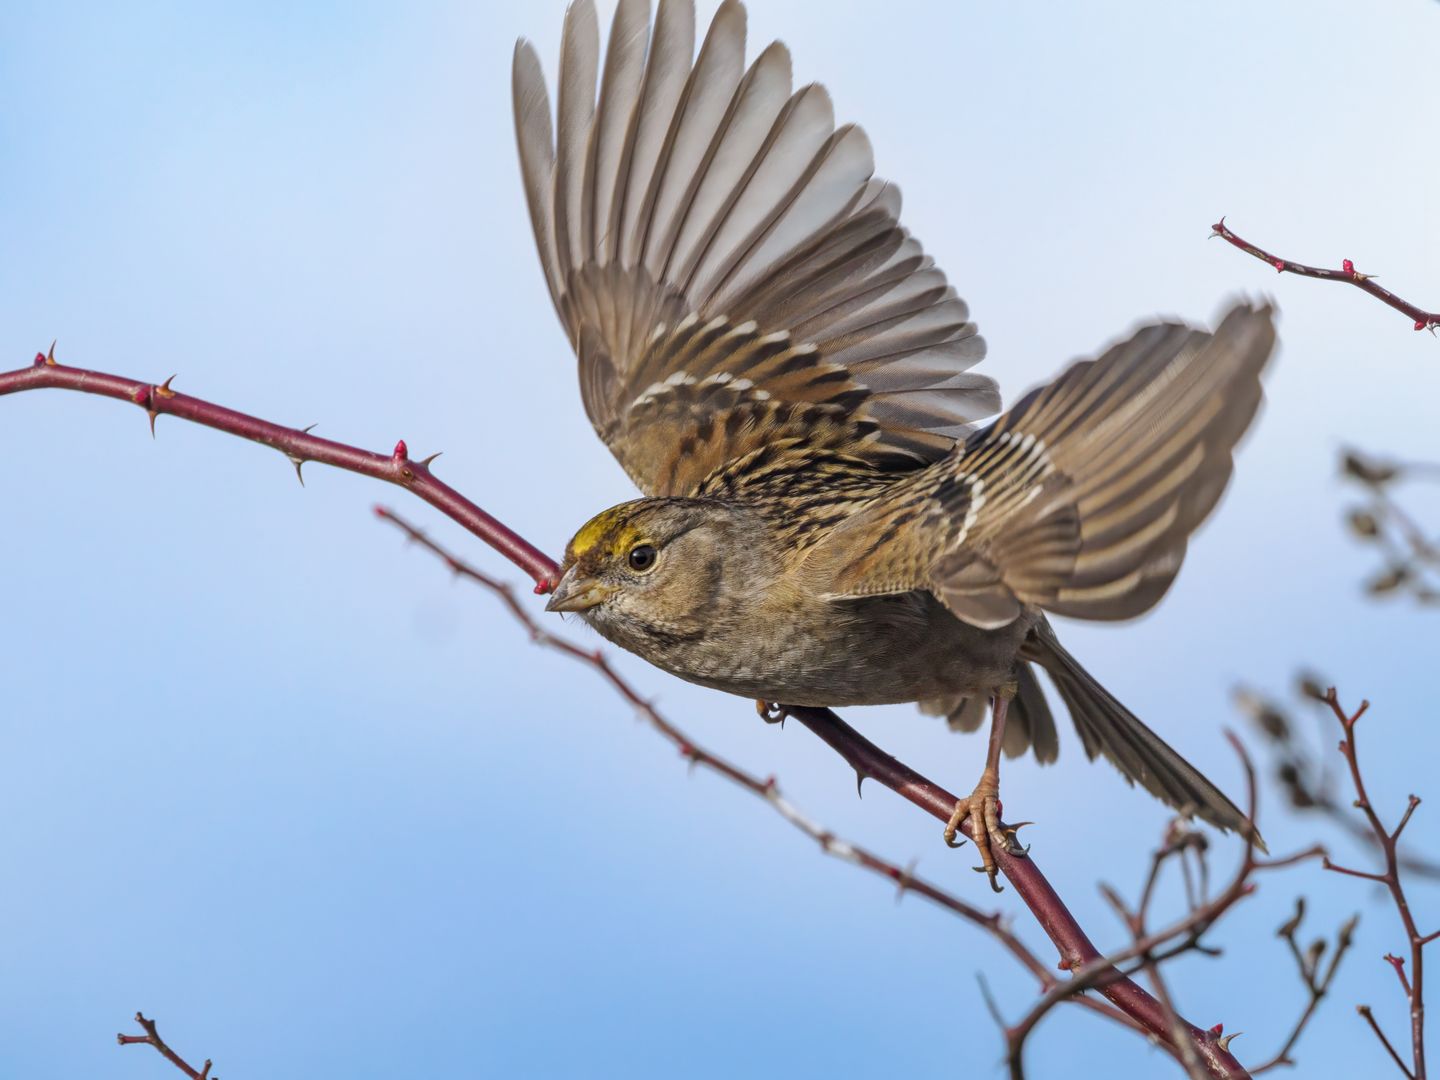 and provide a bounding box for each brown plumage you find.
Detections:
[518,0,1275,881]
